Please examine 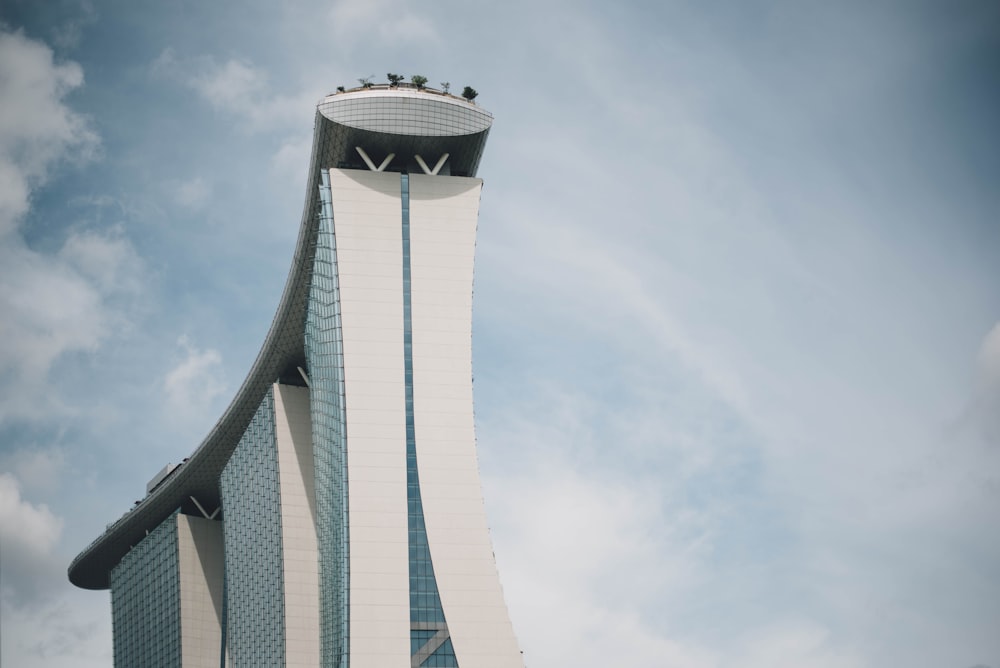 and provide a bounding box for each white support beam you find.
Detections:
[297,366,311,388]
[414,154,432,175]
[190,495,212,520]
[355,147,395,172]
[355,146,378,171]
[414,153,449,175]
[430,152,449,175]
